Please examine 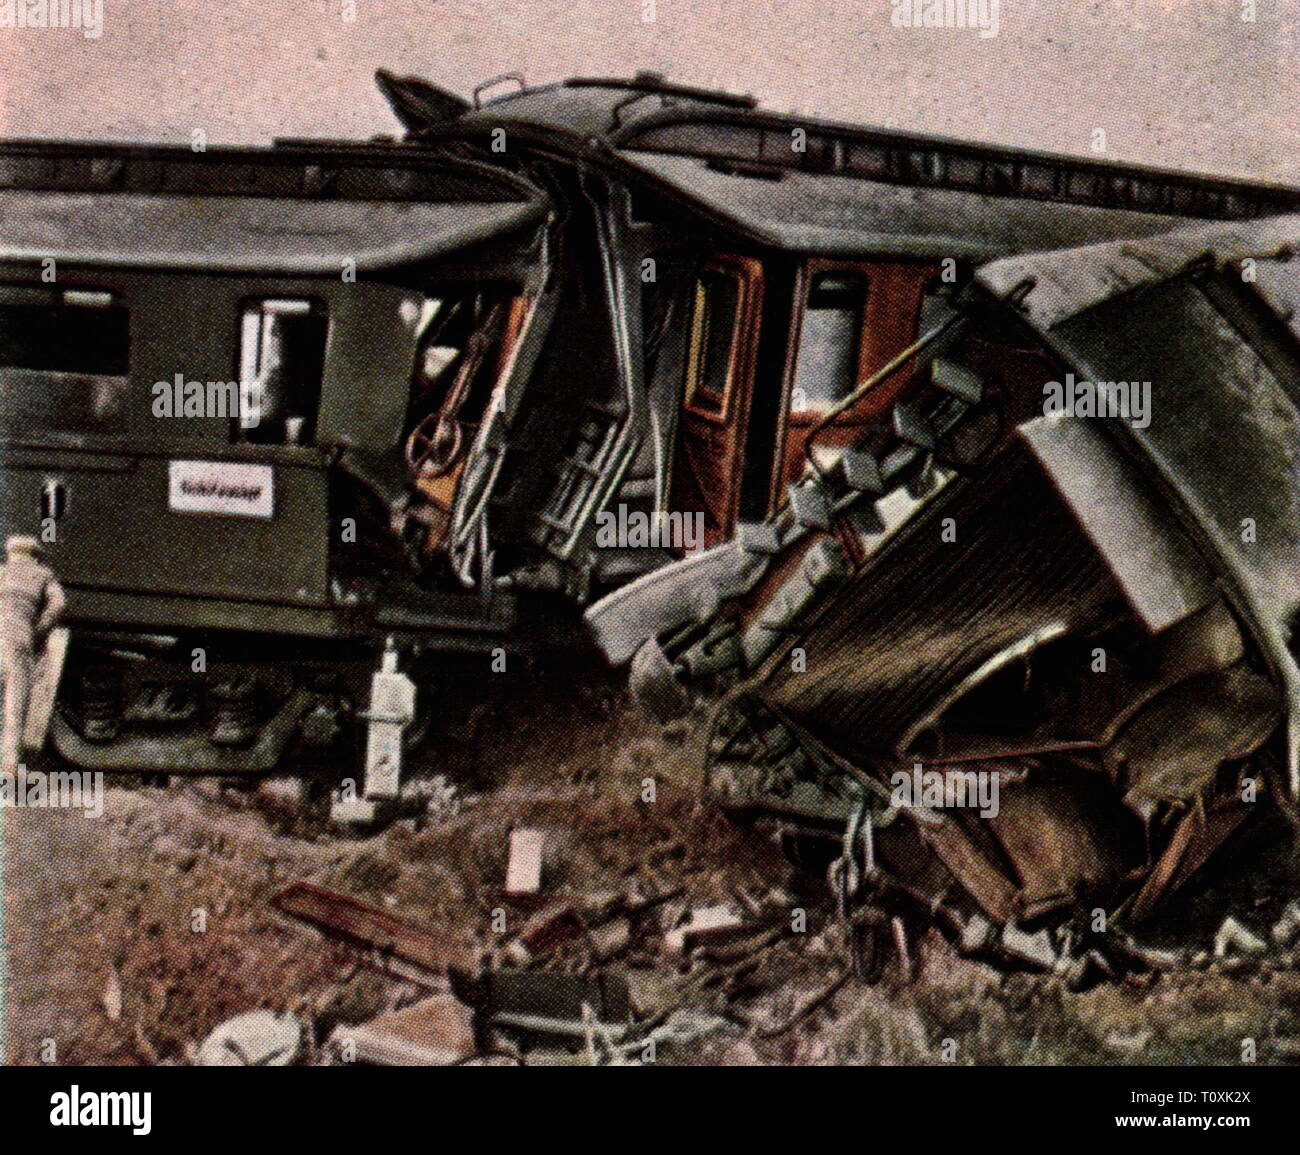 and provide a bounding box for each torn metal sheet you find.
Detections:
[584,537,774,665]
[976,213,1300,329]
